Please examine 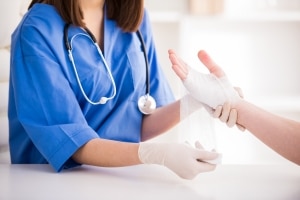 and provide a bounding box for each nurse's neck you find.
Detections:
[80,0,105,10]
[81,0,105,50]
